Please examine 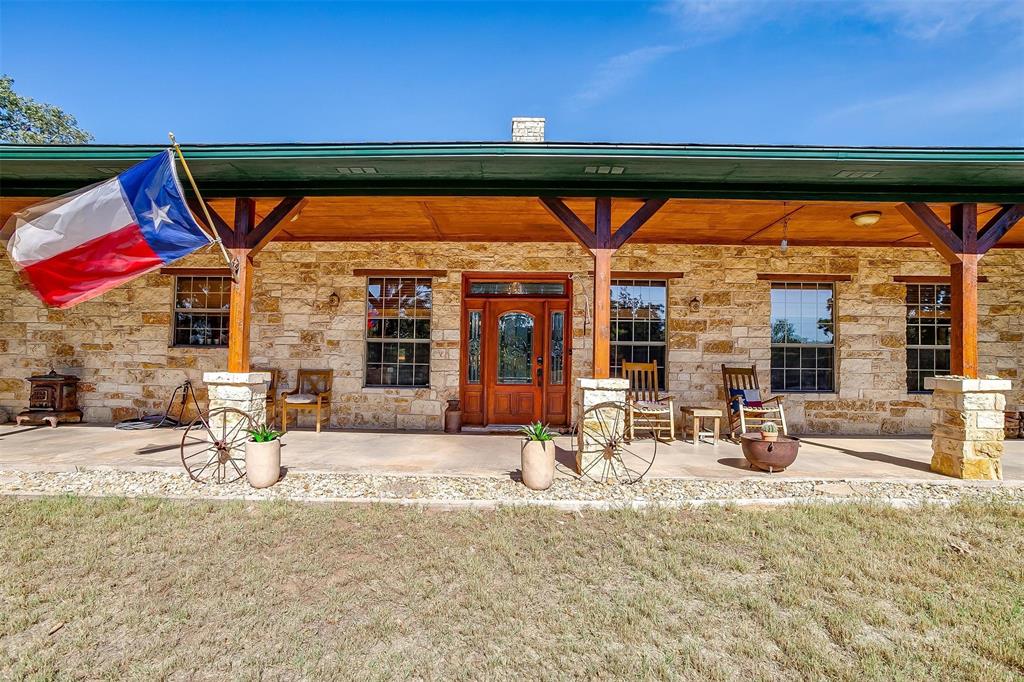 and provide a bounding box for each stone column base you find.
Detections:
[575,377,629,479]
[203,371,272,429]
[925,376,1010,480]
